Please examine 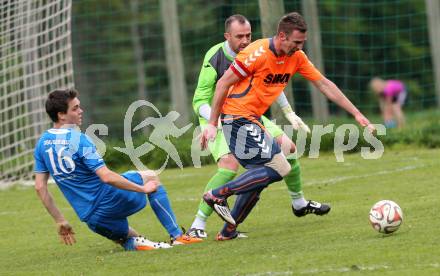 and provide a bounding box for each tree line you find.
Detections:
[71,0,435,136]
